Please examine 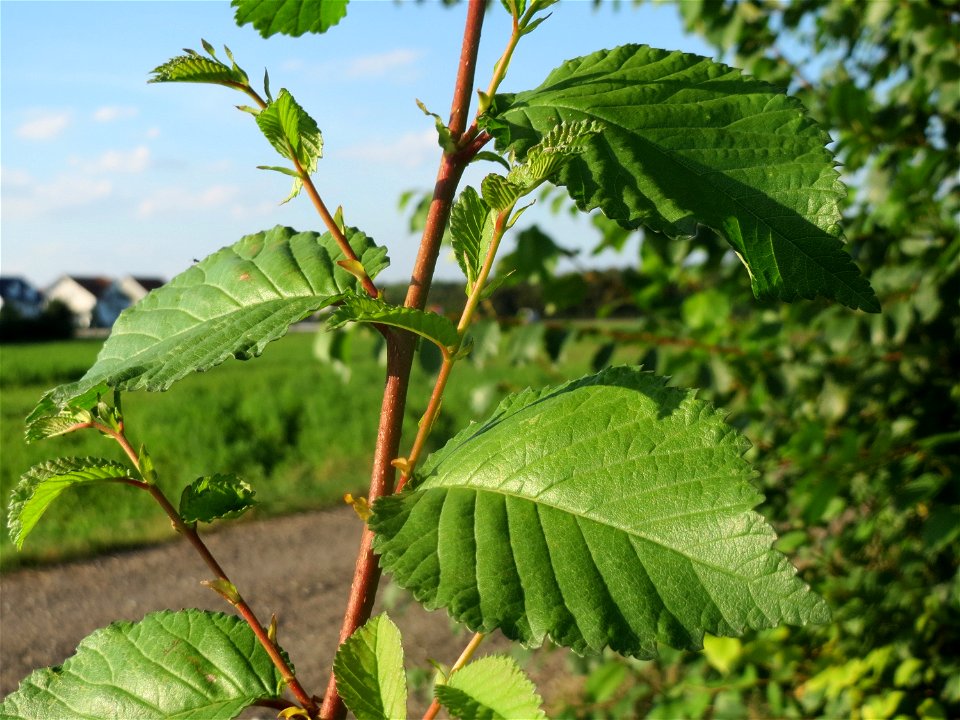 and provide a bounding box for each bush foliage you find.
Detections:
[536,1,958,717]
